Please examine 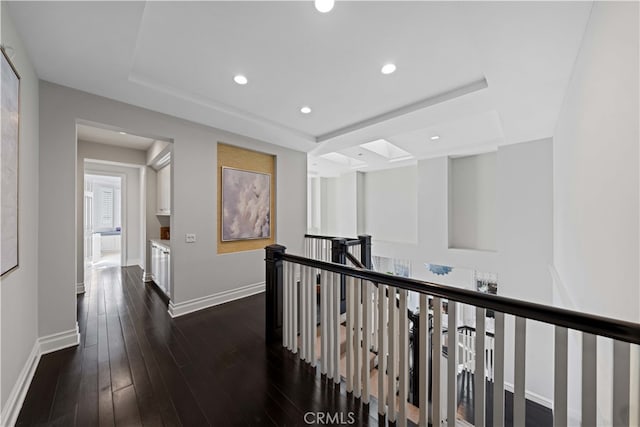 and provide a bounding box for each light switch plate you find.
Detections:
[185,233,196,243]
